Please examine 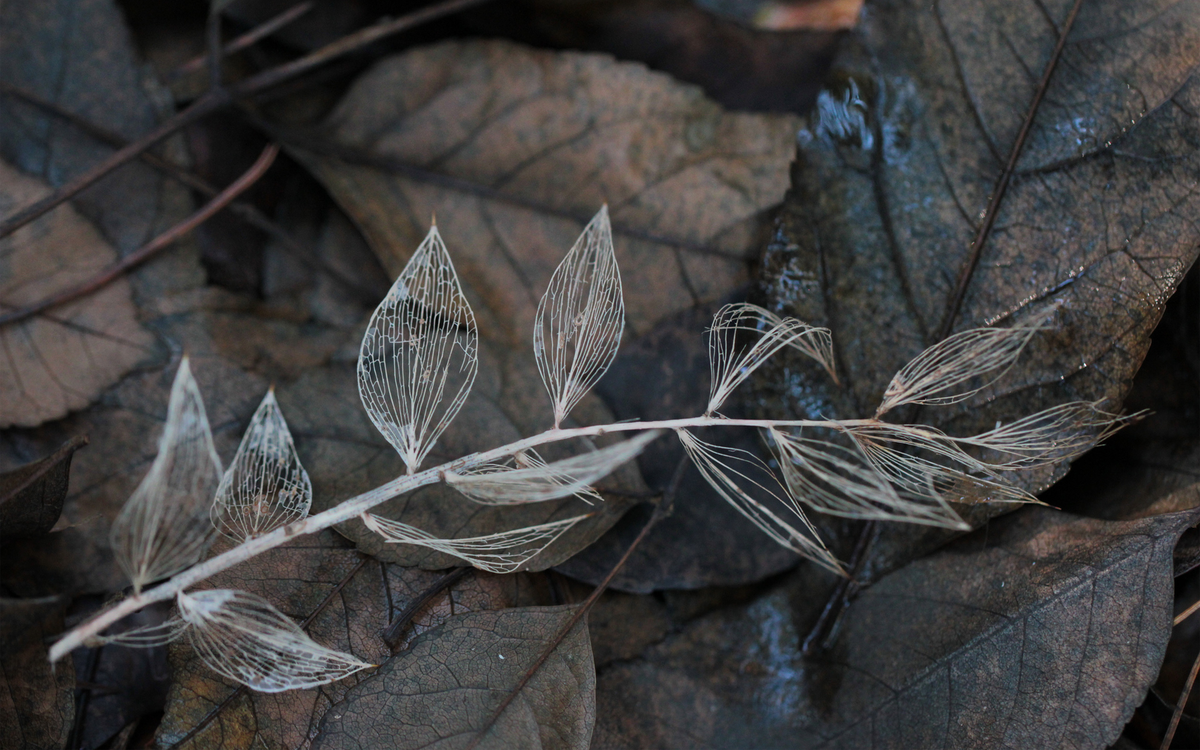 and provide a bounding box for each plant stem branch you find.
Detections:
[49,415,869,661]
[170,1,315,81]
[0,143,278,328]
[382,567,472,652]
[1161,646,1200,750]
